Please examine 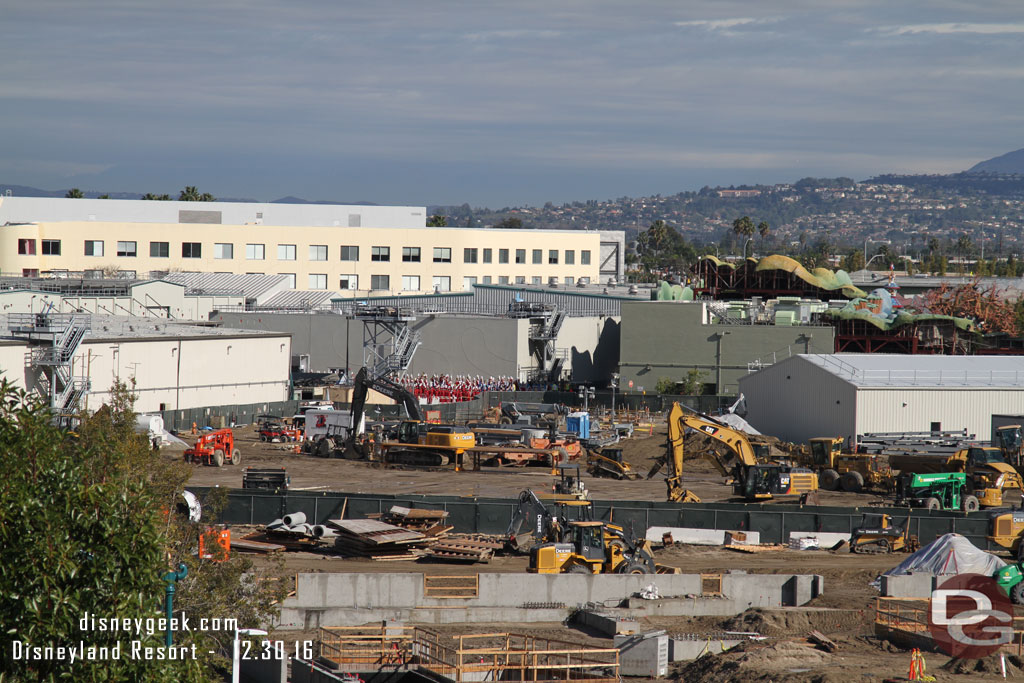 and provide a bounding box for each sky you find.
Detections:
[3,1,1024,207]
